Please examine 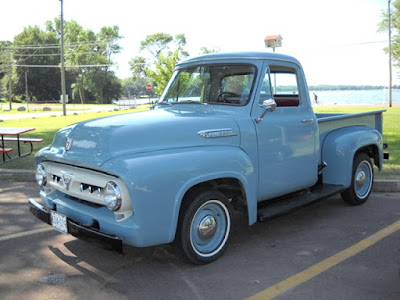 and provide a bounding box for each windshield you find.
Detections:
[159,64,256,106]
